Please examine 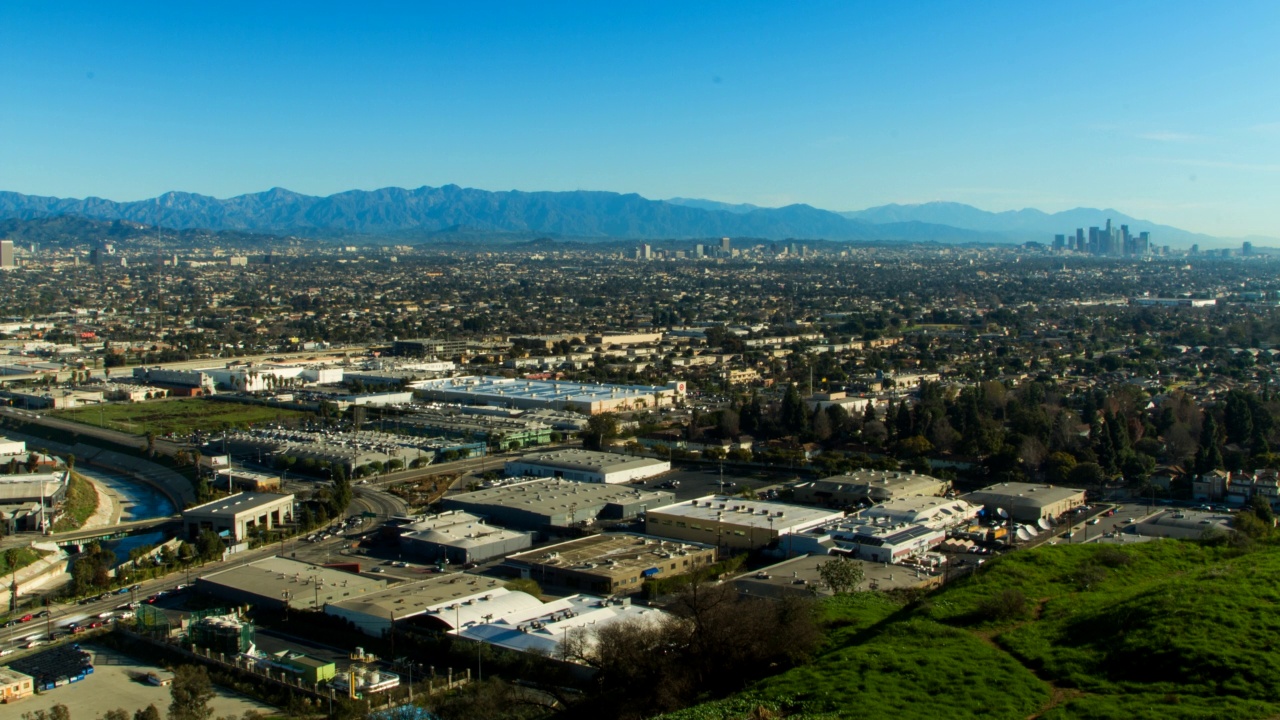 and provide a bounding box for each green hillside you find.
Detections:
[659,539,1280,720]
